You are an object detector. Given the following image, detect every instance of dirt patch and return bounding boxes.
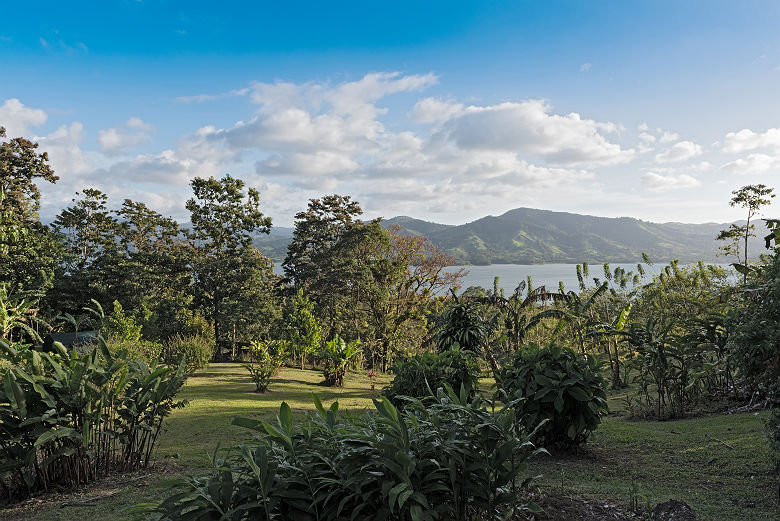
[0,461,182,520]
[514,491,643,520]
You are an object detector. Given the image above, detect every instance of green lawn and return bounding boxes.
[156,364,392,466]
[3,363,777,520]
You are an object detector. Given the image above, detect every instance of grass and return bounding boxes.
[156,364,392,466]
[531,411,776,520]
[3,363,777,520]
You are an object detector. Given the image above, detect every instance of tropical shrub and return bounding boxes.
[243,339,287,392]
[0,336,188,502]
[105,337,163,365]
[496,343,608,448]
[101,300,142,343]
[319,334,360,386]
[137,387,547,521]
[384,345,481,405]
[143,302,214,344]
[435,293,489,353]
[626,262,734,418]
[727,252,780,478]
[282,288,322,369]
[161,333,212,373]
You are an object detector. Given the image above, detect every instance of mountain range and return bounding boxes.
[253,207,767,265]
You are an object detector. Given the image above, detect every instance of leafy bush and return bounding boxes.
[727,252,780,479]
[137,387,547,521]
[319,334,360,386]
[282,288,322,369]
[243,339,287,392]
[143,302,214,343]
[496,344,608,448]
[161,333,212,373]
[435,293,488,353]
[105,338,163,365]
[0,337,188,502]
[384,345,481,405]
[101,300,142,343]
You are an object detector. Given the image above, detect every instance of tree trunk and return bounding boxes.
[213,299,220,361]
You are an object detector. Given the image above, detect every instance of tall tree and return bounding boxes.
[186,174,273,352]
[717,184,775,281]
[54,188,119,269]
[49,189,120,313]
[110,199,191,326]
[0,127,61,292]
[282,194,363,292]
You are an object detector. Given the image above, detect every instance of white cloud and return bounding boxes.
[658,130,679,143]
[25,71,752,226]
[0,98,48,137]
[37,122,90,175]
[722,127,780,153]
[174,88,249,103]
[638,132,656,143]
[98,118,154,155]
[654,140,703,163]
[439,100,635,166]
[641,172,700,191]
[580,63,592,72]
[721,153,779,173]
[127,117,153,131]
[409,97,464,123]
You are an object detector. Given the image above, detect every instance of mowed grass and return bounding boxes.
[156,364,392,466]
[4,363,778,521]
[530,411,777,520]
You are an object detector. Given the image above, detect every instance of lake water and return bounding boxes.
[273,262,733,294]
[446,263,657,294]
[447,262,733,294]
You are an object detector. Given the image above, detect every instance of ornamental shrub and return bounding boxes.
[319,335,360,387]
[243,339,287,392]
[384,345,481,405]
[161,333,212,373]
[0,337,188,503]
[496,343,608,448]
[106,337,163,365]
[137,388,547,521]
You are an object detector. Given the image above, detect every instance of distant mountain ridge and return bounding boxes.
[253,207,765,265]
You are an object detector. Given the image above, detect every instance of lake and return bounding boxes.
[274,262,733,294]
[446,262,734,294]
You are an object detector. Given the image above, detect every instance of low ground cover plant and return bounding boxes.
[497,343,608,448]
[138,386,547,521]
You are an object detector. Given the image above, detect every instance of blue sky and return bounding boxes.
[1,1,779,226]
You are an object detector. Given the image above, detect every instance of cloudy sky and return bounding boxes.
[1,1,779,227]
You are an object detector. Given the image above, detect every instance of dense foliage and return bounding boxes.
[496,344,608,448]
[383,346,481,406]
[727,249,780,476]
[161,333,213,374]
[138,389,546,521]
[0,337,188,502]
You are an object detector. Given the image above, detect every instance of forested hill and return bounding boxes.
[254,207,766,265]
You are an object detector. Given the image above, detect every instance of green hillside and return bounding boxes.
[254,208,765,265]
